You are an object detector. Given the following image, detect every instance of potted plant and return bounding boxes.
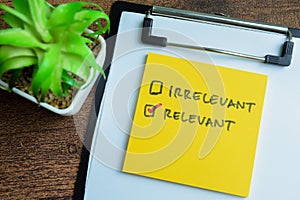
[0,0,110,115]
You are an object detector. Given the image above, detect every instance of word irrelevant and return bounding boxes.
[169,85,256,113]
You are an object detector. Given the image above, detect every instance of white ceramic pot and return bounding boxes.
[0,35,106,116]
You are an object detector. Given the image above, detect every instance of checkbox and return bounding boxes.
[144,104,155,117]
[149,80,163,95]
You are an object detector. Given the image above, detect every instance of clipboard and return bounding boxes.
[74,1,300,199]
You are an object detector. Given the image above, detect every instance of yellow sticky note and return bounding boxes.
[123,53,268,197]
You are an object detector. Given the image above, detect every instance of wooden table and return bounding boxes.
[0,0,299,199]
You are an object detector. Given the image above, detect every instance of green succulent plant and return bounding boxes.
[0,0,110,101]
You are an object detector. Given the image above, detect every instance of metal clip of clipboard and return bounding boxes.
[141,6,294,66]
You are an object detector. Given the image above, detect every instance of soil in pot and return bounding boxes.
[1,67,76,109]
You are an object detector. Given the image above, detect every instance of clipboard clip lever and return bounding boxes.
[142,8,294,66]
[265,41,293,66]
[142,14,168,47]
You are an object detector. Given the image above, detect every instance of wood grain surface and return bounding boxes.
[0,0,299,199]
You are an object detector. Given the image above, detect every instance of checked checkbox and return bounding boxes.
[144,104,155,117]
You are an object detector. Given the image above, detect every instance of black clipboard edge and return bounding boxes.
[73,2,151,200]
[73,1,300,199]
[290,28,300,38]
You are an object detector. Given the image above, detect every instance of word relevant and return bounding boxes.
[169,85,256,113]
[164,108,236,131]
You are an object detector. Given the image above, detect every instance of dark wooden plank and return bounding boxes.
[0,127,82,199]
[0,0,299,199]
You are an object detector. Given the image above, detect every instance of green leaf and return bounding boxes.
[45,3,52,18]
[48,1,110,36]
[8,68,23,89]
[47,2,85,29]
[86,54,105,78]
[12,0,31,18]
[72,10,110,35]
[62,70,84,88]
[61,82,70,96]
[0,46,35,64]
[49,62,63,98]
[39,76,51,101]
[82,2,105,13]
[62,71,76,87]
[32,44,63,99]
[28,0,52,42]
[0,3,32,25]
[0,28,48,49]
[0,56,36,77]
[3,12,23,28]
[62,33,94,60]
[32,47,45,67]
[62,33,105,78]
[62,53,90,81]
